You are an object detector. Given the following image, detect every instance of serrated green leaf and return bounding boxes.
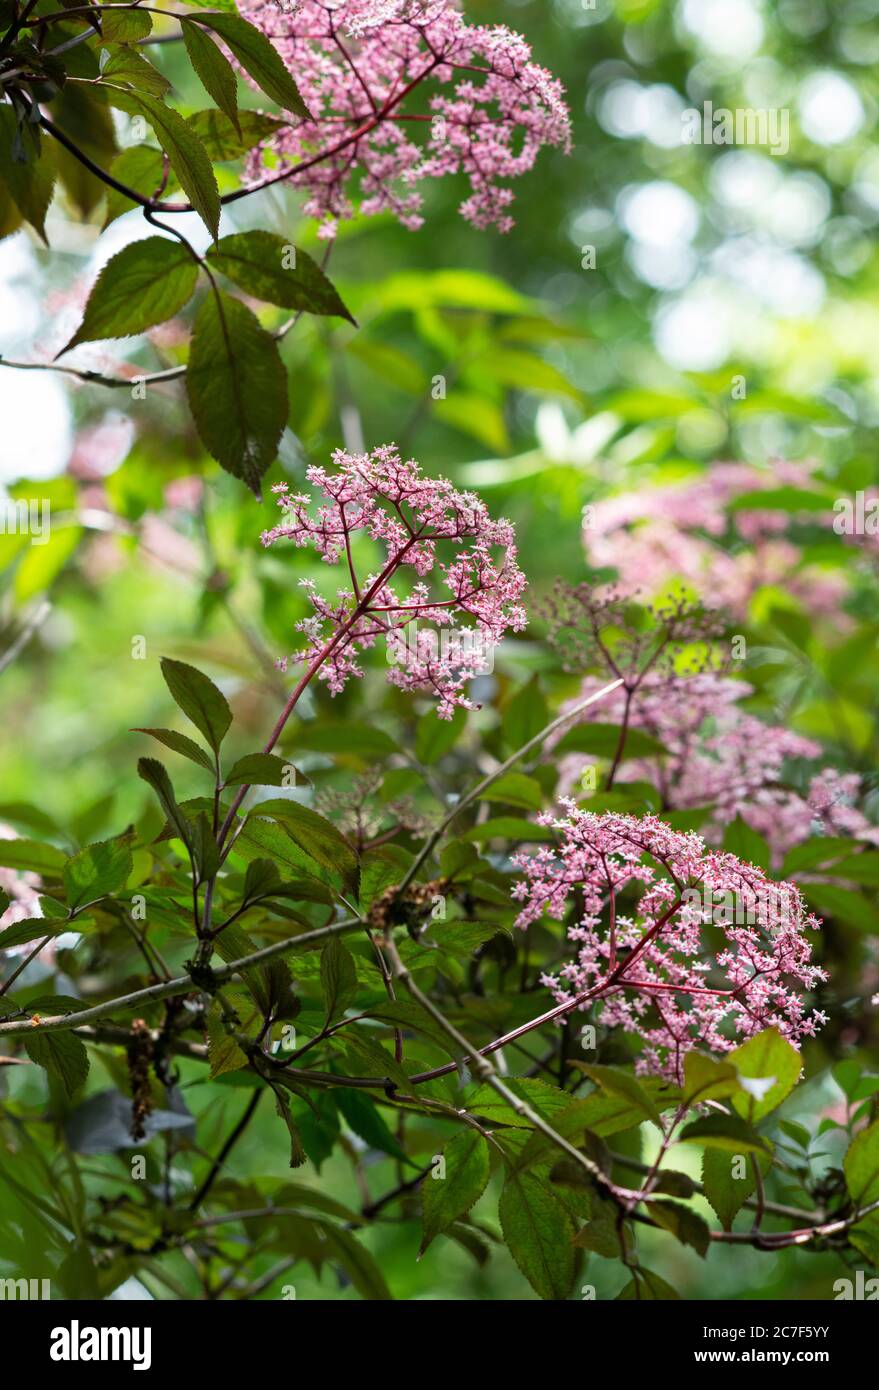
[223,752,298,788]
[320,935,358,1024]
[186,108,286,161]
[729,1028,802,1124]
[421,1130,490,1254]
[192,13,310,117]
[160,657,231,755]
[126,93,220,239]
[0,839,66,876]
[845,1120,879,1207]
[181,20,239,132]
[25,1031,89,1098]
[498,1169,575,1301]
[206,232,355,321]
[186,290,288,494]
[103,145,169,227]
[59,237,198,354]
[701,1147,773,1231]
[0,107,55,241]
[132,727,215,772]
[63,838,132,911]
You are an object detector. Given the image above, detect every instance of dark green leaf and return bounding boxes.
[160,657,231,755]
[181,20,239,131]
[702,1147,772,1231]
[421,1130,490,1253]
[186,290,288,494]
[186,108,287,161]
[193,13,310,117]
[678,1113,771,1154]
[25,1031,89,1097]
[0,107,55,241]
[320,935,358,1024]
[223,752,300,788]
[127,93,220,239]
[646,1199,710,1257]
[498,1169,575,1301]
[206,232,355,322]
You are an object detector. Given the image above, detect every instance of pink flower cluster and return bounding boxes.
[584,460,849,620]
[238,0,571,235]
[555,672,879,862]
[511,806,828,1080]
[261,444,526,716]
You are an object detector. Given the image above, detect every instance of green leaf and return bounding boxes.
[420,1130,490,1254]
[573,1195,627,1257]
[137,757,196,862]
[0,839,65,875]
[577,1064,663,1126]
[415,706,466,765]
[271,1087,306,1168]
[59,237,198,354]
[468,1078,575,1128]
[646,1199,710,1257]
[132,727,215,772]
[181,20,239,132]
[320,936,358,1024]
[206,1004,249,1077]
[160,657,231,755]
[702,1147,773,1231]
[206,231,355,322]
[334,1088,407,1163]
[187,108,287,161]
[253,800,358,895]
[101,8,153,41]
[127,93,220,239]
[729,1028,802,1123]
[826,852,879,886]
[845,1120,879,1208]
[803,882,877,932]
[553,723,667,760]
[617,1267,680,1300]
[477,772,543,813]
[502,675,548,752]
[103,146,169,228]
[223,752,299,788]
[25,1031,89,1098]
[102,48,171,99]
[498,1169,575,1301]
[678,1113,771,1155]
[682,1052,742,1107]
[63,838,132,912]
[0,107,55,241]
[0,919,62,951]
[192,13,310,117]
[318,1223,391,1301]
[462,817,556,844]
[722,816,771,872]
[186,290,288,494]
